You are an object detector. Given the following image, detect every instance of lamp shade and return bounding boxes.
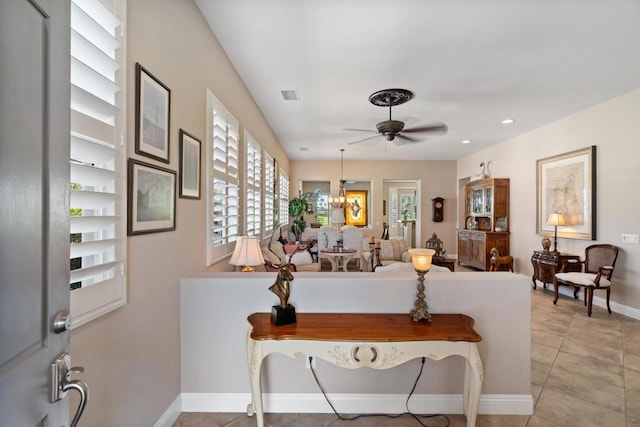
[229,236,264,268]
[409,248,435,272]
[331,209,346,225]
[546,212,567,227]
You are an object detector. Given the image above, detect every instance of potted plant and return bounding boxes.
[288,196,308,242]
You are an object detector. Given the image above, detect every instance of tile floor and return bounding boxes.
[173,285,640,427]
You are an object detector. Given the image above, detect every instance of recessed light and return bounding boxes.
[461,139,471,144]
[501,118,515,124]
[299,147,309,152]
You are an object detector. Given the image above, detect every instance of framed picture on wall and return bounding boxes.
[536,146,596,240]
[346,190,368,226]
[127,159,176,235]
[179,129,201,199]
[135,63,171,163]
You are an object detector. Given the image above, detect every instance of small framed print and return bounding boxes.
[128,159,176,235]
[179,129,201,199]
[135,63,171,163]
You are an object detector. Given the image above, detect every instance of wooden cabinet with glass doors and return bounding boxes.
[458,178,510,270]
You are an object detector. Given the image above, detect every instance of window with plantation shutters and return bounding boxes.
[263,152,276,237]
[278,169,290,226]
[69,0,126,327]
[245,132,262,237]
[206,91,239,264]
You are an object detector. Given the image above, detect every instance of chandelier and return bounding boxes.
[329,149,347,209]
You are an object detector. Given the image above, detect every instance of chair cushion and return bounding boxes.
[555,272,611,287]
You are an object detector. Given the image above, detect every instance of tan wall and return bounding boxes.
[70,0,288,425]
[457,90,640,314]
[290,160,458,253]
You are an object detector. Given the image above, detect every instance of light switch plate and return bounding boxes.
[622,234,639,244]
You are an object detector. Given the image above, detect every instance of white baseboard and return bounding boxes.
[153,395,182,427]
[154,392,533,425]
[552,286,640,320]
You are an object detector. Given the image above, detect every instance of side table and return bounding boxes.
[432,256,456,272]
[246,313,483,427]
[320,249,357,272]
[531,251,581,290]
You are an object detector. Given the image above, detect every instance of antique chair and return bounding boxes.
[342,227,363,270]
[553,244,619,317]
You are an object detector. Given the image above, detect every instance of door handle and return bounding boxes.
[51,353,89,427]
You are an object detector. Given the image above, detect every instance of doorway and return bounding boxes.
[383,180,420,248]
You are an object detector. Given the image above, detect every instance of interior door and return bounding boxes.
[0,1,72,425]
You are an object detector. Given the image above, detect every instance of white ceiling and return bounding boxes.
[195,0,640,161]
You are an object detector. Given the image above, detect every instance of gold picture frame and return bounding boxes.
[345,190,367,226]
[536,146,596,240]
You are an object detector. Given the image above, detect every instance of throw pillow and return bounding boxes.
[289,251,313,266]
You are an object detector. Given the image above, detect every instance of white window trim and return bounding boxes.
[69,0,127,328]
[263,152,276,239]
[206,90,240,265]
[245,131,262,238]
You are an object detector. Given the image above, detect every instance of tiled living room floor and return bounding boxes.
[173,282,640,427]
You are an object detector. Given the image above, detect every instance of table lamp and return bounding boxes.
[229,236,264,272]
[408,248,435,322]
[546,212,566,253]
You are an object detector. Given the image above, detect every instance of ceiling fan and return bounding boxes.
[345,89,448,145]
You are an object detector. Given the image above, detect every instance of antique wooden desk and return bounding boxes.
[531,251,581,289]
[246,313,483,427]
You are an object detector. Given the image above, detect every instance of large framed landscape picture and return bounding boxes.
[128,159,176,235]
[135,63,171,163]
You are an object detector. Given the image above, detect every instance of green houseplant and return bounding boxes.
[288,196,308,242]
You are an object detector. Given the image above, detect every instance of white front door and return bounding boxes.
[1,1,78,425]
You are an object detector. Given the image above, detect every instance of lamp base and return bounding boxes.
[410,270,432,322]
[271,304,296,326]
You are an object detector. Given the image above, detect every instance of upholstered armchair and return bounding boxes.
[360,237,412,272]
[553,244,619,317]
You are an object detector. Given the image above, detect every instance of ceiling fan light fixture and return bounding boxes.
[329,149,347,209]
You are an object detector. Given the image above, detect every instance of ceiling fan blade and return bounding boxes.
[343,128,376,133]
[395,133,421,144]
[347,134,381,145]
[403,122,448,134]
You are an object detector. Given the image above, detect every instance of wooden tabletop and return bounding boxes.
[248,313,482,343]
[320,249,357,254]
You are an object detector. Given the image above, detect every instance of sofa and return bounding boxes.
[360,237,412,272]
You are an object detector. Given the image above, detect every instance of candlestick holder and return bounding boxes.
[373,246,382,271]
[368,242,375,271]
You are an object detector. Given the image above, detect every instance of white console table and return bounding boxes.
[246,312,484,426]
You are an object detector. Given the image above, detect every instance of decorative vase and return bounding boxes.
[541,236,552,253]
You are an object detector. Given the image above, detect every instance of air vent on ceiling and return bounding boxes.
[281,90,299,101]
